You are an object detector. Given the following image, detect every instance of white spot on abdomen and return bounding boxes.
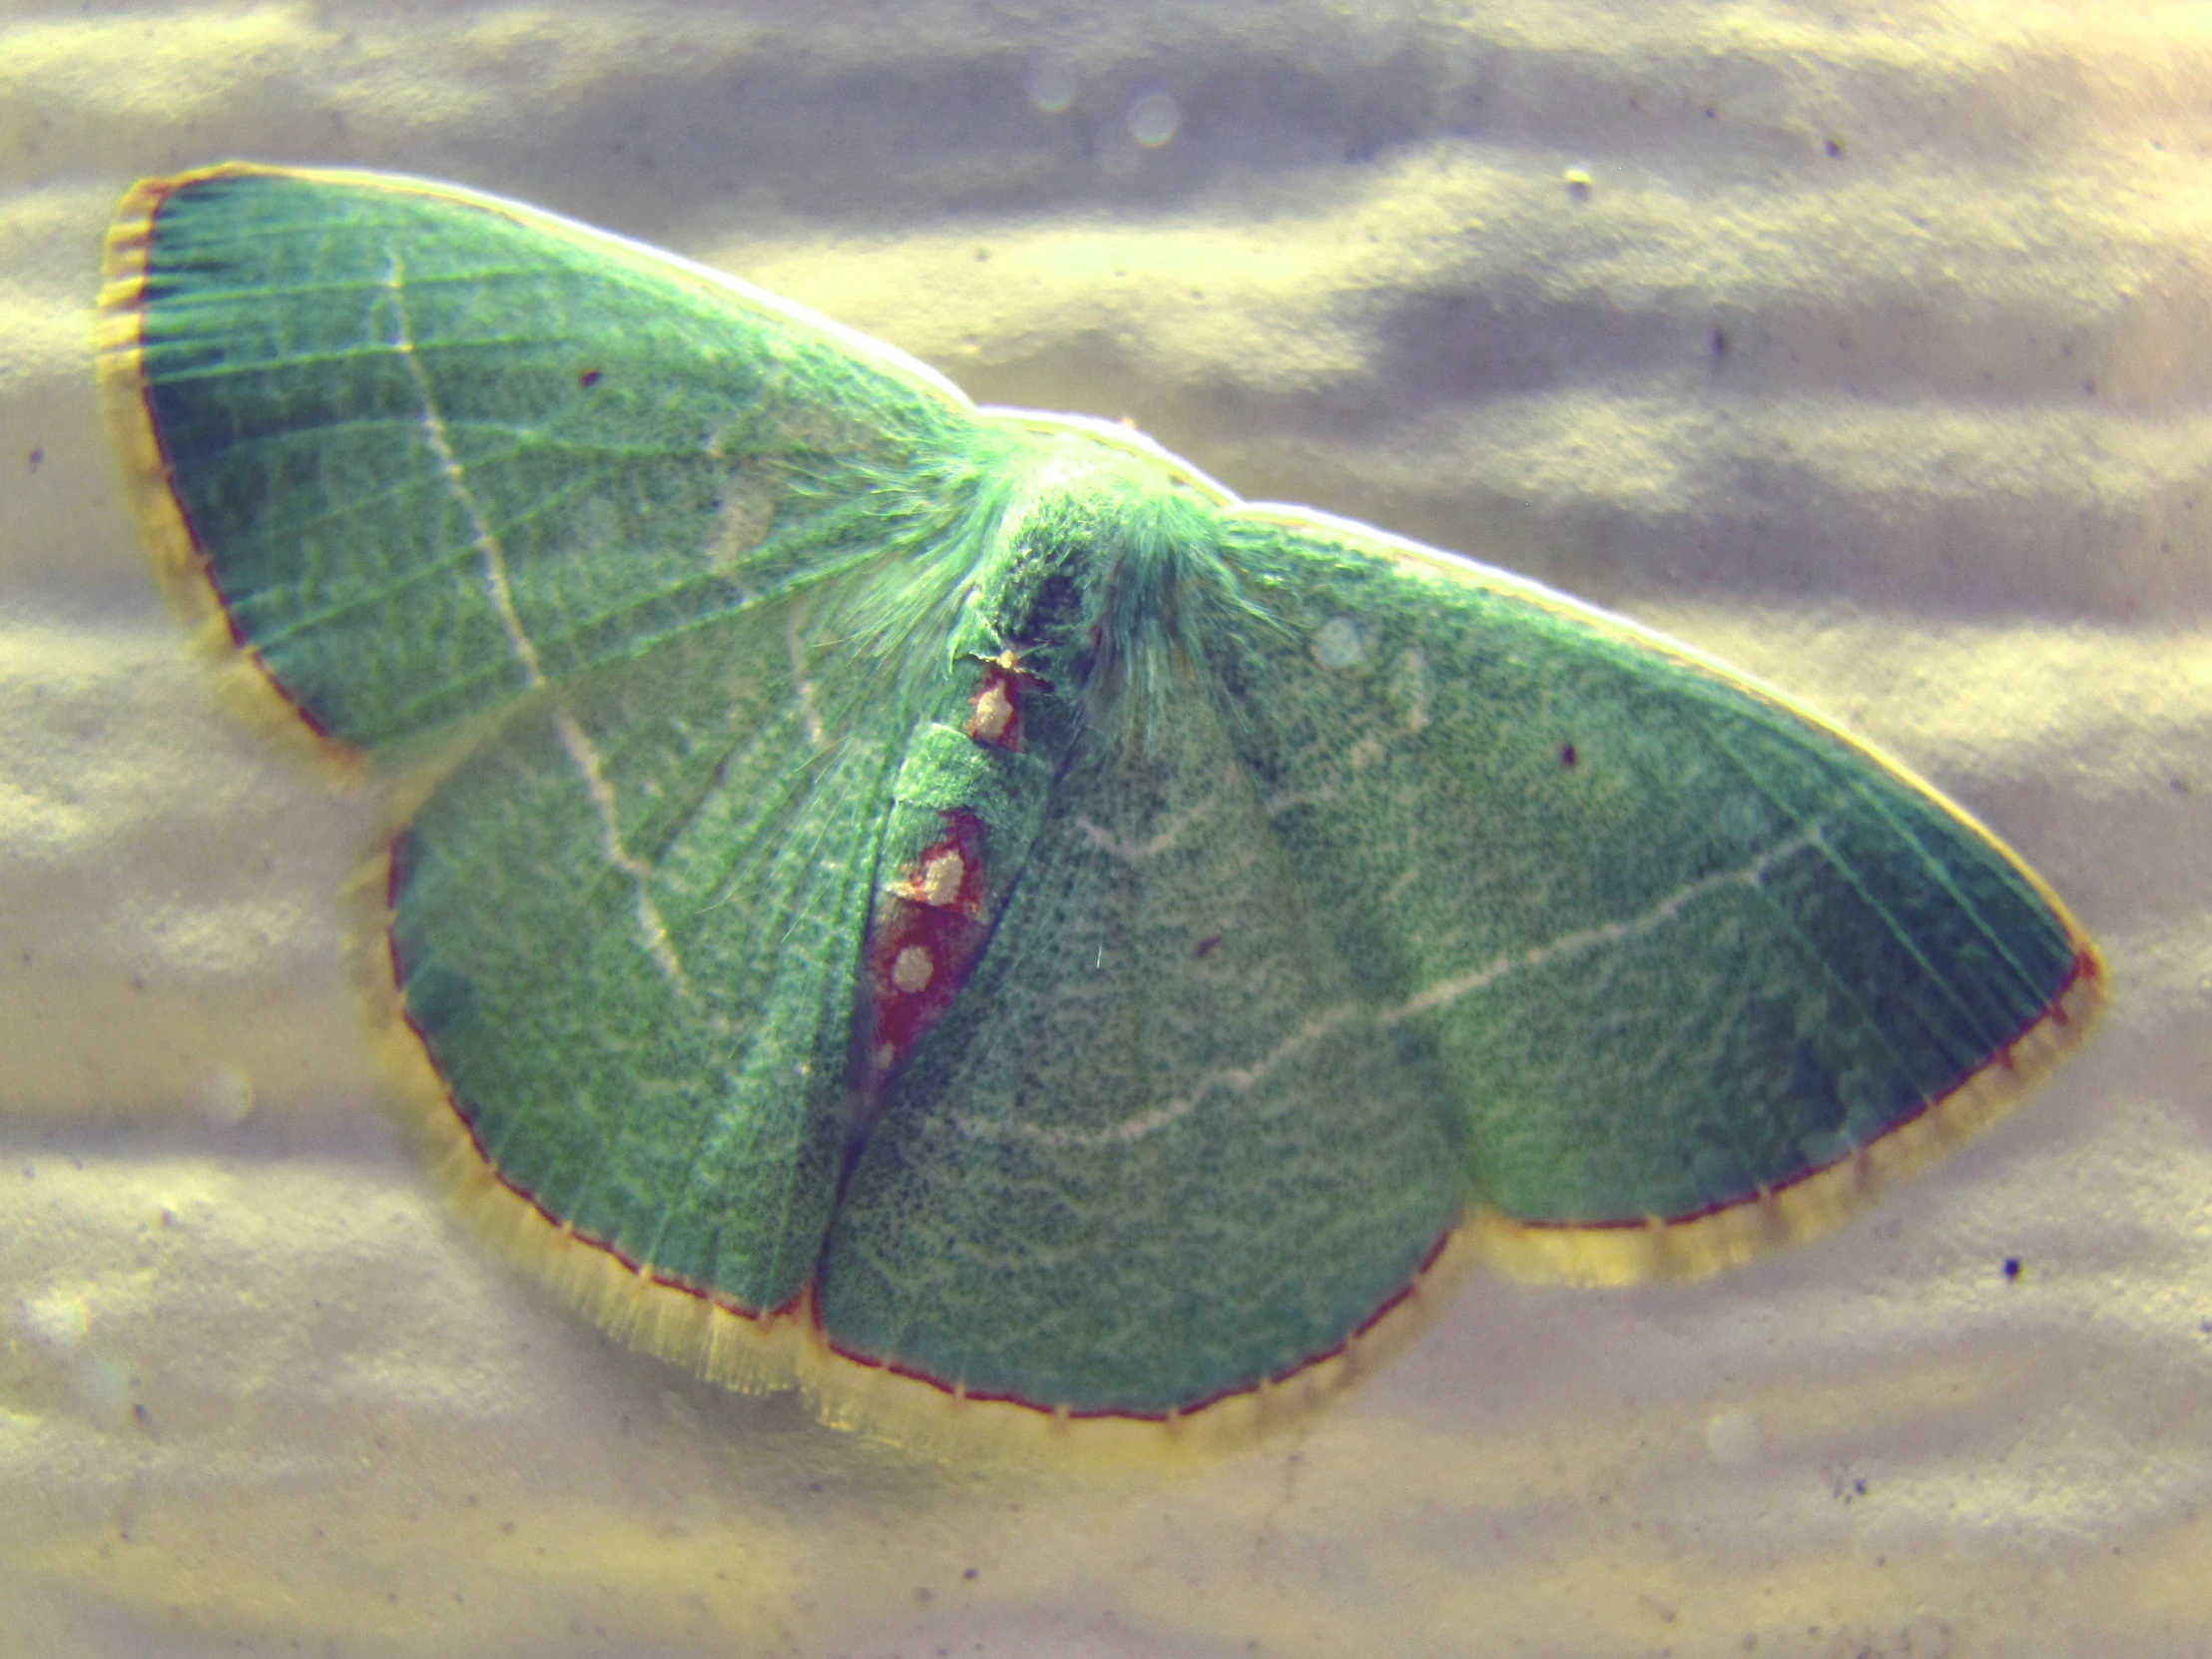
[972,683,1013,742]
[891,945,935,993]
[919,848,965,907]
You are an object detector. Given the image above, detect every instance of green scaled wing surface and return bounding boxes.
[103,165,2102,1440]
[813,480,2099,1415]
[821,603,1468,1414]
[1199,510,2096,1238]
[103,164,998,1320]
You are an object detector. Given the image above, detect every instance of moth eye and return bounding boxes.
[1029,571,1081,633]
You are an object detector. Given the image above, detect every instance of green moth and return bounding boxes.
[98,164,2103,1452]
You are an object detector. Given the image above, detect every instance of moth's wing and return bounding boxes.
[98,163,980,762]
[382,584,912,1329]
[815,500,2101,1426]
[98,166,990,1358]
[1198,506,2102,1285]
[818,644,1469,1421]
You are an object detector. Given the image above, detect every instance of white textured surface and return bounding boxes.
[3,4,2209,1655]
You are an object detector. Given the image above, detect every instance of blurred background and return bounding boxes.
[1,2,2207,1654]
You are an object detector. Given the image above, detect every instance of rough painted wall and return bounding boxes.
[2,4,2206,1654]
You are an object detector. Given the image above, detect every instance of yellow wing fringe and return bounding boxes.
[342,834,1473,1466]
[96,167,369,783]
[111,164,2108,1461]
[1468,943,2106,1286]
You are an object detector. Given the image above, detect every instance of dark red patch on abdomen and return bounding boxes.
[966,657,1034,751]
[856,810,994,1109]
